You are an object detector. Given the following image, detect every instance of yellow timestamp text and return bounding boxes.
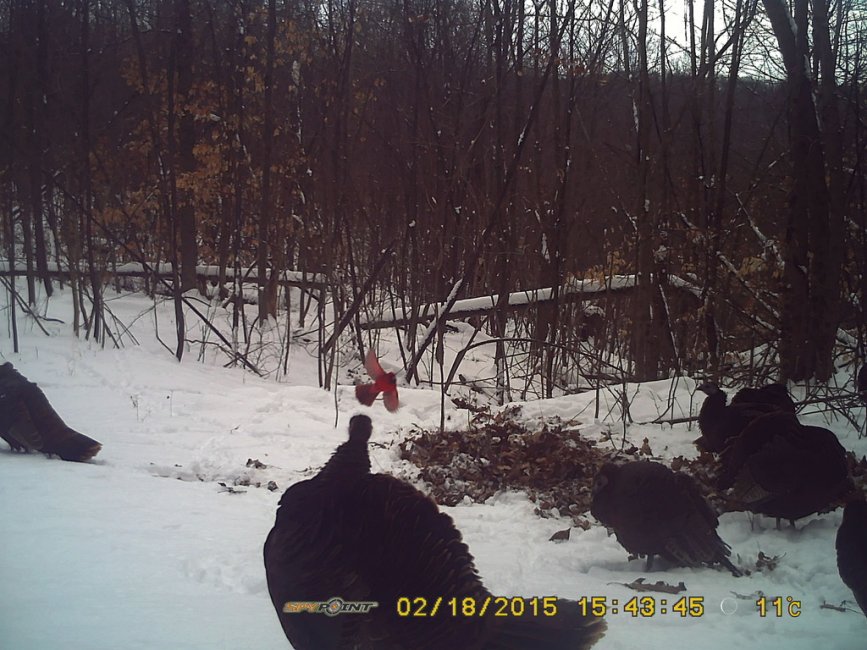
[756,596,801,617]
[396,596,559,618]
[578,596,705,618]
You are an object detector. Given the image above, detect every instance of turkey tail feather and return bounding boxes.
[51,428,103,462]
[489,600,607,650]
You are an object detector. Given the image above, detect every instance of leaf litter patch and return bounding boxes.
[398,405,647,526]
[398,405,867,530]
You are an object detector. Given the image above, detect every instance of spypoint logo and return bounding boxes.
[283,597,379,617]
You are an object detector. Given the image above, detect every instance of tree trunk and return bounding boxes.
[81,0,103,343]
[175,0,198,293]
[257,0,278,323]
[4,4,19,350]
[31,0,52,298]
[762,0,839,381]
[810,0,845,380]
[631,0,659,381]
[167,9,186,360]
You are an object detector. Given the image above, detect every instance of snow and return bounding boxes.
[1,289,866,649]
[359,275,638,327]
[0,262,327,287]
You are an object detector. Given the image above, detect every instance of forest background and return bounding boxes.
[1,0,865,400]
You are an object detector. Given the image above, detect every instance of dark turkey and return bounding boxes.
[263,415,606,650]
[695,382,782,453]
[837,499,867,617]
[0,362,101,462]
[590,461,740,576]
[719,412,851,525]
[729,383,796,413]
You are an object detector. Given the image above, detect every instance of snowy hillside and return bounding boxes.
[1,289,865,649]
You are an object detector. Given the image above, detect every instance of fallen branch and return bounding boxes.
[608,578,687,594]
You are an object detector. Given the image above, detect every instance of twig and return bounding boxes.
[321,240,397,356]
[0,276,54,336]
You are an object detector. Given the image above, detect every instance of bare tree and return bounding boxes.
[257,0,278,323]
[761,0,844,381]
[176,0,199,293]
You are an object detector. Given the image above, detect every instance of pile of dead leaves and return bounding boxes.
[398,405,643,526]
[399,405,867,527]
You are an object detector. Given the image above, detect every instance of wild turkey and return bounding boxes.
[694,382,783,453]
[0,362,101,462]
[263,415,606,650]
[729,383,796,413]
[837,498,867,617]
[590,461,740,576]
[719,412,851,526]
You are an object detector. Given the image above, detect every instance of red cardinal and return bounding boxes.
[355,349,400,412]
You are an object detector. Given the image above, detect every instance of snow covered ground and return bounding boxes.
[1,289,865,649]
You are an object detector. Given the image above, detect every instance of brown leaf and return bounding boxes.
[549,528,571,542]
